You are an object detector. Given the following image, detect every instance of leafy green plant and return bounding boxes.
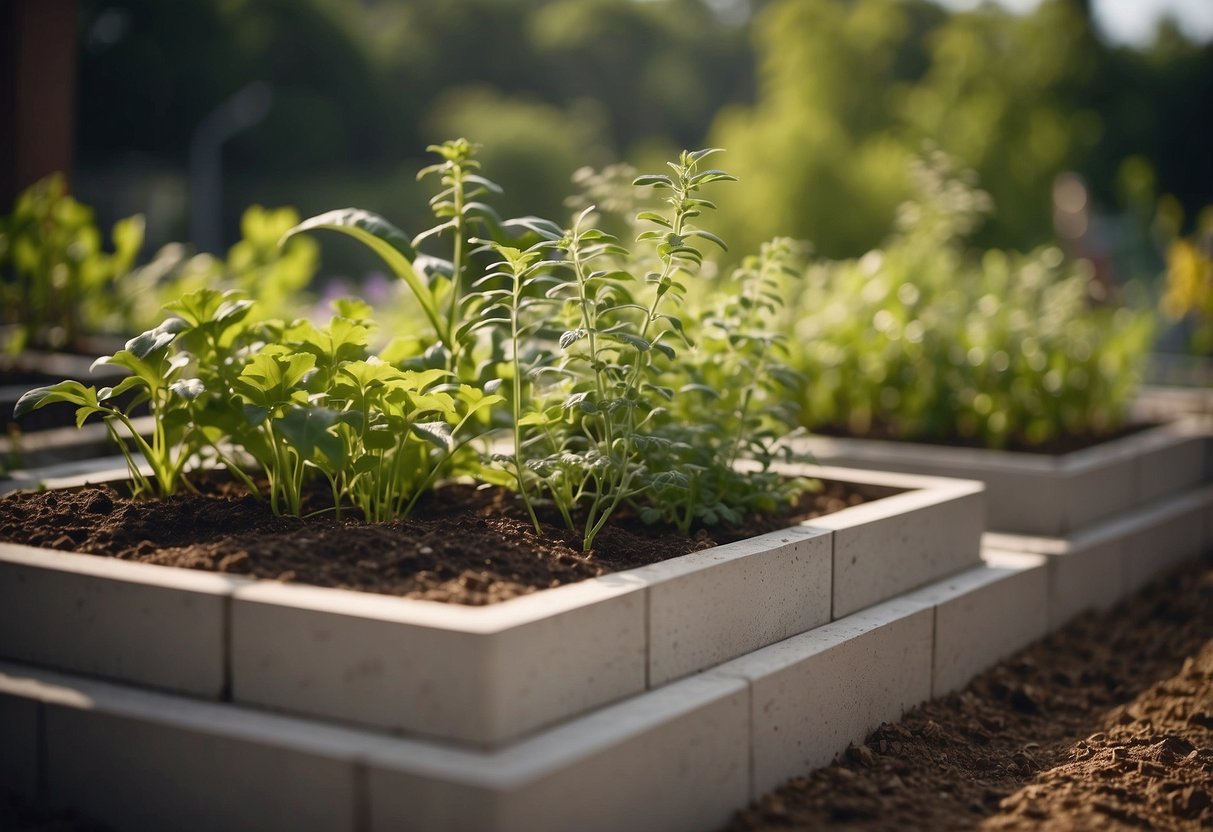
[284,139,504,374]
[14,318,203,497]
[18,142,812,555]
[120,205,318,333]
[506,149,738,548]
[0,174,144,353]
[784,152,1154,449]
[649,237,809,532]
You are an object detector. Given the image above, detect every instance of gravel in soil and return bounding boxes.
[725,556,1213,832]
[0,477,872,605]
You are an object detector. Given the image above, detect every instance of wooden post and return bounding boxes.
[1,0,78,205]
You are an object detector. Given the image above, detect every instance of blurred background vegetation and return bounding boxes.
[70,0,1210,265]
[0,0,1198,369]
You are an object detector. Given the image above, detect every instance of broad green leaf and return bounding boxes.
[605,332,650,352]
[124,320,184,359]
[411,420,454,451]
[283,209,442,338]
[635,211,672,228]
[559,329,587,350]
[684,229,728,251]
[14,381,100,419]
[169,378,205,400]
[276,406,345,469]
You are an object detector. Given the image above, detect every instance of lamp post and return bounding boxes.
[188,81,272,253]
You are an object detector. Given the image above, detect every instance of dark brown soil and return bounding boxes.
[811,422,1154,455]
[725,557,1213,831]
[0,477,872,605]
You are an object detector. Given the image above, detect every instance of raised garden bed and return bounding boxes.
[798,419,1211,536]
[0,548,1049,832]
[0,462,983,747]
[2,478,1207,830]
[725,556,1213,831]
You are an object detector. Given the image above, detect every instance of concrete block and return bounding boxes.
[367,675,751,832]
[640,526,831,687]
[0,543,234,698]
[800,423,1204,536]
[986,528,1126,630]
[803,467,984,618]
[710,598,933,798]
[906,553,1048,697]
[1120,485,1213,594]
[985,483,1213,629]
[231,576,648,747]
[0,692,39,802]
[1,659,748,832]
[2,662,359,832]
[1133,426,1207,506]
[1063,452,1137,535]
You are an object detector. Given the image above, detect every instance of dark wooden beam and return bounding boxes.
[1,0,78,205]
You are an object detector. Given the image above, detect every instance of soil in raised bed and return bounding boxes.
[0,476,879,605]
[810,421,1154,455]
[724,556,1213,831]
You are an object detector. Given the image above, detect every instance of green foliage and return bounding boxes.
[648,237,809,531]
[784,154,1155,449]
[121,205,319,332]
[15,316,199,498]
[709,0,1213,261]
[0,175,144,352]
[286,143,808,548]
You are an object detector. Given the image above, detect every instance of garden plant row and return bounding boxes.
[2,474,1210,831]
[2,143,1212,830]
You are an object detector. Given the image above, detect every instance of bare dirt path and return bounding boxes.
[725,555,1213,831]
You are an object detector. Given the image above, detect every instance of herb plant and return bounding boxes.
[783,152,1154,449]
[120,205,319,333]
[18,141,810,555]
[0,174,144,353]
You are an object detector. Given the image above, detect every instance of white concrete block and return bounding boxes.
[1063,453,1137,535]
[1120,485,1213,594]
[1133,427,1207,506]
[1,663,360,832]
[0,543,234,698]
[231,576,648,747]
[1049,537,1125,629]
[986,528,1126,630]
[0,692,39,801]
[985,483,1213,629]
[800,424,1203,536]
[710,598,933,798]
[0,460,141,496]
[802,468,984,618]
[905,553,1048,696]
[0,660,748,832]
[367,675,751,832]
[641,526,831,687]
